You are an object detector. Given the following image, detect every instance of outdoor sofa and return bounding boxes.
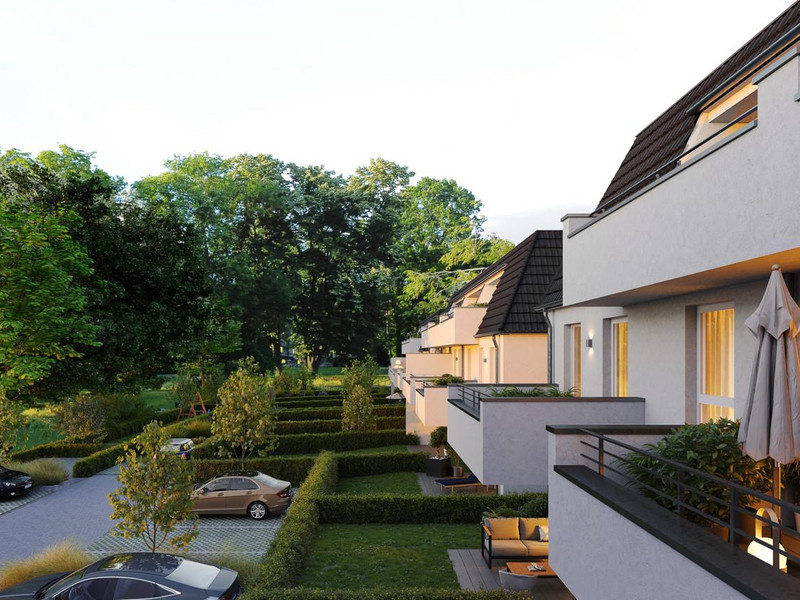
[481,516,549,567]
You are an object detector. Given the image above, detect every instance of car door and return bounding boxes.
[225,477,260,513]
[53,578,117,600]
[113,578,177,600]
[194,477,233,514]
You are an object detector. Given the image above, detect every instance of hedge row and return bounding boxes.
[315,492,548,524]
[251,452,338,590]
[245,590,521,600]
[106,408,181,440]
[10,441,104,461]
[192,429,419,459]
[73,415,209,477]
[337,451,427,478]
[276,404,404,421]
[277,397,398,409]
[275,416,405,435]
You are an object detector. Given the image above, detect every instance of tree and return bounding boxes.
[341,357,378,431]
[212,357,277,468]
[0,201,98,391]
[0,388,24,461]
[108,421,198,552]
[54,392,107,442]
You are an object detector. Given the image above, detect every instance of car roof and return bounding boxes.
[214,470,261,478]
[168,438,193,444]
[89,554,222,591]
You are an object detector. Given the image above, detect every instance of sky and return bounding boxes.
[0,0,794,243]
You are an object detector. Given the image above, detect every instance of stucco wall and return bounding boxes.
[404,353,454,378]
[497,334,548,383]
[447,402,483,480]
[418,386,448,428]
[563,54,800,306]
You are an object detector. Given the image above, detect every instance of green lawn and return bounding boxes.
[16,406,62,450]
[137,389,174,411]
[336,471,421,495]
[299,523,477,589]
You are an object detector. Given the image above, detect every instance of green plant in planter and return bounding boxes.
[621,419,772,524]
[432,374,464,386]
[430,426,448,456]
[489,385,576,398]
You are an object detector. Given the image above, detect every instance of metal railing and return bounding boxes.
[452,383,556,418]
[578,429,799,571]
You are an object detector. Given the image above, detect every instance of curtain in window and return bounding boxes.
[701,308,734,397]
[614,322,628,396]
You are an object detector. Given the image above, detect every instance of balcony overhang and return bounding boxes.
[565,247,800,308]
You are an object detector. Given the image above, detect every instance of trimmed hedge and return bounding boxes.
[277,397,399,410]
[337,451,427,477]
[192,456,316,486]
[252,452,338,590]
[193,430,419,459]
[275,416,405,435]
[105,408,181,440]
[10,441,104,461]
[315,492,548,524]
[276,404,404,422]
[246,591,521,600]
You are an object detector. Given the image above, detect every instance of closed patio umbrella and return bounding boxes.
[738,265,800,465]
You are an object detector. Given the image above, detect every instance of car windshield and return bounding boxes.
[35,566,89,598]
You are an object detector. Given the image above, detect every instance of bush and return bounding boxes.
[192,457,316,486]
[10,440,103,461]
[489,385,574,398]
[341,385,377,432]
[54,392,107,442]
[622,418,771,524]
[193,430,419,459]
[337,451,427,478]
[252,452,338,590]
[73,444,126,478]
[277,397,395,410]
[5,458,69,485]
[431,374,464,386]
[0,540,91,590]
[106,408,180,441]
[245,591,520,600]
[276,417,404,435]
[315,492,547,524]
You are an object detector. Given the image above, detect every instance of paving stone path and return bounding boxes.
[0,487,55,516]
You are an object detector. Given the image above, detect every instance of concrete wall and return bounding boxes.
[425,307,487,348]
[417,385,448,429]
[405,353,454,378]
[449,398,645,491]
[563,54,800,307]
[548,429,749,600]
[498,334,548,383]
[401,338,422,354]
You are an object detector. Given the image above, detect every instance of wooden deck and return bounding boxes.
[417,472,445,496]
[448,550,575,599]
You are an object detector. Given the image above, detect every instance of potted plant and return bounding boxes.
[426,426,451,477]
[622,419,771,541]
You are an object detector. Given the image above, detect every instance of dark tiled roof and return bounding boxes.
[596,3,800,212]
[535,274,563,311]
[453,230,563,337]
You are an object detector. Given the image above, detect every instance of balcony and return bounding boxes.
[422,306,487,349]
[563,52,800,307]
[446,384,645,491]
[548,426,800,600]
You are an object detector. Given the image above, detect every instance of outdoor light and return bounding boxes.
[746,507,788,572]
[586,338,593,348]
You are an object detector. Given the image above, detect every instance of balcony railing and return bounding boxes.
[452,383,554,419]
[578,429,799,572]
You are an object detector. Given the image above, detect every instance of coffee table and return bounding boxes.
[506,560,557,578]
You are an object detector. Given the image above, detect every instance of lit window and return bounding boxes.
[568,324,581,396]
[612,319,628,396]
[698,306,734,422]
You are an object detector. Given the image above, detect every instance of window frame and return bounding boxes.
[697,302,735,422]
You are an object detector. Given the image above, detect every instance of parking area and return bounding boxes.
[0,487,55,516]
[87,513,287,559]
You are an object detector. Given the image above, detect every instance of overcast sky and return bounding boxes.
[0,0,794,242]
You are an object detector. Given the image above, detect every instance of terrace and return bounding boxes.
[548,425,800,600]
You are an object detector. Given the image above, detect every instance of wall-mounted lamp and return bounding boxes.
[586,338,593,348]
[455,356,458,361]
[483,358,488,363]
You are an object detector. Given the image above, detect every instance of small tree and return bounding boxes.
[342,385,377,431]
[108,421,198,552]
[213,357,277,468]
[0,387,24,461]
[341,356,379,396]
[54,391,107,442]
[296,364,315,391]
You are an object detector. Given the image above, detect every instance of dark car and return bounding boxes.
[0,465,33,499]
[0,553,240,600]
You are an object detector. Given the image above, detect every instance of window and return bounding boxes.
[57,579,117,600]
[204,479,231,493]
[114,579,176,600]
[230,477,259,491]
[698,305,734,422]
[568,324,581,396]
[612,319,628,396]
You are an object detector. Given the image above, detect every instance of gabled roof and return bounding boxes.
[596,3,800,213]
[535,273,563,311]
[446,230,562,337]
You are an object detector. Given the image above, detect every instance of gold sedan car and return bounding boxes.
[191,471,292,520]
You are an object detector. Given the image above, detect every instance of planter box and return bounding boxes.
[426,456,451,477]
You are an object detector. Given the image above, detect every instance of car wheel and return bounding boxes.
[248,501,268,520]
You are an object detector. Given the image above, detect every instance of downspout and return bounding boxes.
[544,311,553,384]
[492,334,499,383]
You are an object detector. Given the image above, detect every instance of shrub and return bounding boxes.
[432,374,464,386]
[106,408,180,441]
[273,369,300,397]
[341,385,376,432]
[276,417,404,435]
[0,539,91,590]
[483,495,549,518]
[621,419,771,523]
[73,444,126,477]
[192,457,316,486]
[489,385,574,397]
[340,357,379,396]
[0,390,24,462]
[277,397,396,409]
[295,365,316,392]
[277,405,403,422]
[252,452,338,589]
[10,440,103,461]
[315,492,547,524]
[5,458,69,485]
[54,392,107,442]
[337,451,427,478]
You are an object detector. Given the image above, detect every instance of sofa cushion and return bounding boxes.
[486,518,520,540]
[521,540,548,557]
[487,540,528,557]
[519,517,548,540]
[536,525,549,542]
